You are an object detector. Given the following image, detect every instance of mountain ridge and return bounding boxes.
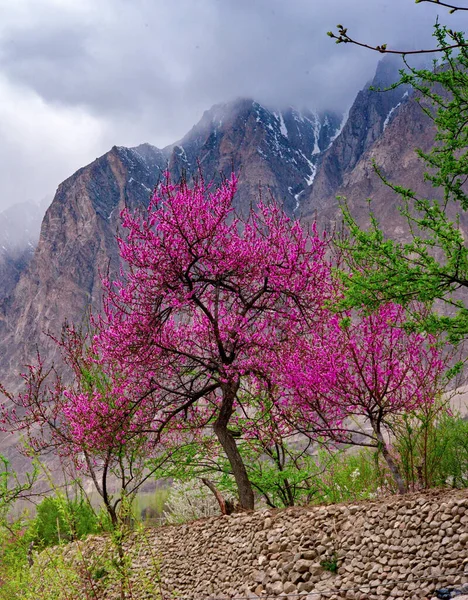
[0,58,421,407]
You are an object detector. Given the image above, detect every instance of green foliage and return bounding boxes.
[159,443,387,517]
[0,511,162,599]
[148,434,323,509]
[339,22,468,343]
[148,418,392,510]
[0,455,38,518]
[312,448,388,504]
[21,551,84,600]
[433,412,468,487]
[0,517,34,600]
[219,439,321,508]
[320,551,339,573]
[392,399,446,490]
[391,401,468,490]
[33,493,100,548]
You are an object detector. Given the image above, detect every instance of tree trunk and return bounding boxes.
[213,381,255,510]
[201,478,235,515]
[374,425,407,494]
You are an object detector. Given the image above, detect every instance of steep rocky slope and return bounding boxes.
[0,100,342,382]
[0,201,47,301]
[312,91,437,236]
[0,146,166,376]
[303,59,414,222]
[0,57,435,391]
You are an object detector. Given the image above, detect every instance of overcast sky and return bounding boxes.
[0,0,461,212]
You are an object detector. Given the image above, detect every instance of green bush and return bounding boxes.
[33,493,100,548]
[313,448,387,503]
[433,414,468,488]
[0,511,161,599]
[0,515,35,600]
[393,404,468,491]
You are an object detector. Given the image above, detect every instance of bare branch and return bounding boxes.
[327,24,468,55]
[417,0,468,13]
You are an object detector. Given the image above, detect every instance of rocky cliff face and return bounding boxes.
[0,201,46,301]
[303,59,414,220]
[313,90,437,237]
[0,248,33,304]
[0,146,168,377]
[0,58,438,388]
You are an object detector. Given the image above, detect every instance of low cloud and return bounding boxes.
[0,0,463,211]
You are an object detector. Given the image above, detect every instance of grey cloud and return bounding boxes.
[0,0,466,212]
[0,0,447,116]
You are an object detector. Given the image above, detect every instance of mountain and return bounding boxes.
[302,59,413,221]
[0,200,48,301]
[166,99,343,214]
[307,86,437,237]
[0,57,436,400]
[0,101,344,383]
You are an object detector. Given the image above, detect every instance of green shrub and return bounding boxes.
[320,551,339,573]
[433,413,468,488]
[313,448,387,503]
[0,516,35,600]
[33,493,100,548]
[393,404,468,491]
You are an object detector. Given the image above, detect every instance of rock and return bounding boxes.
[309,563,325,576]
[297,581,315,592]
[268,580,284,596]
[254,584,264,596]
[289,571,303,584]
[283,581,297,594]
[296,559,313,573]
[252,570,266,583]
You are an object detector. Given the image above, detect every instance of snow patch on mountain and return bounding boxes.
[327,108,349,148]
[294,189,305,213]
[297,150,317,186]
[275,112,288,138]
[383,91,410,131]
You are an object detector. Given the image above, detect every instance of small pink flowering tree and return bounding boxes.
[97,172,333,509]
[0,324,184,527]
[281,303,448,493]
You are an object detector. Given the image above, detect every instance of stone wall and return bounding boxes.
[138,489,468,600]
[52,489,468,600]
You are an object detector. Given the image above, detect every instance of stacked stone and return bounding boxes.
[140,490,468,600]
[38,489,468,600]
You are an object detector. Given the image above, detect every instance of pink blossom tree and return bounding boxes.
[2,174,449,507]
[97,172,334,509]
[280,303,448,493]
[0,324,188,527]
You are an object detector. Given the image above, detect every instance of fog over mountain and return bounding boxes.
[0,0,463,217]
